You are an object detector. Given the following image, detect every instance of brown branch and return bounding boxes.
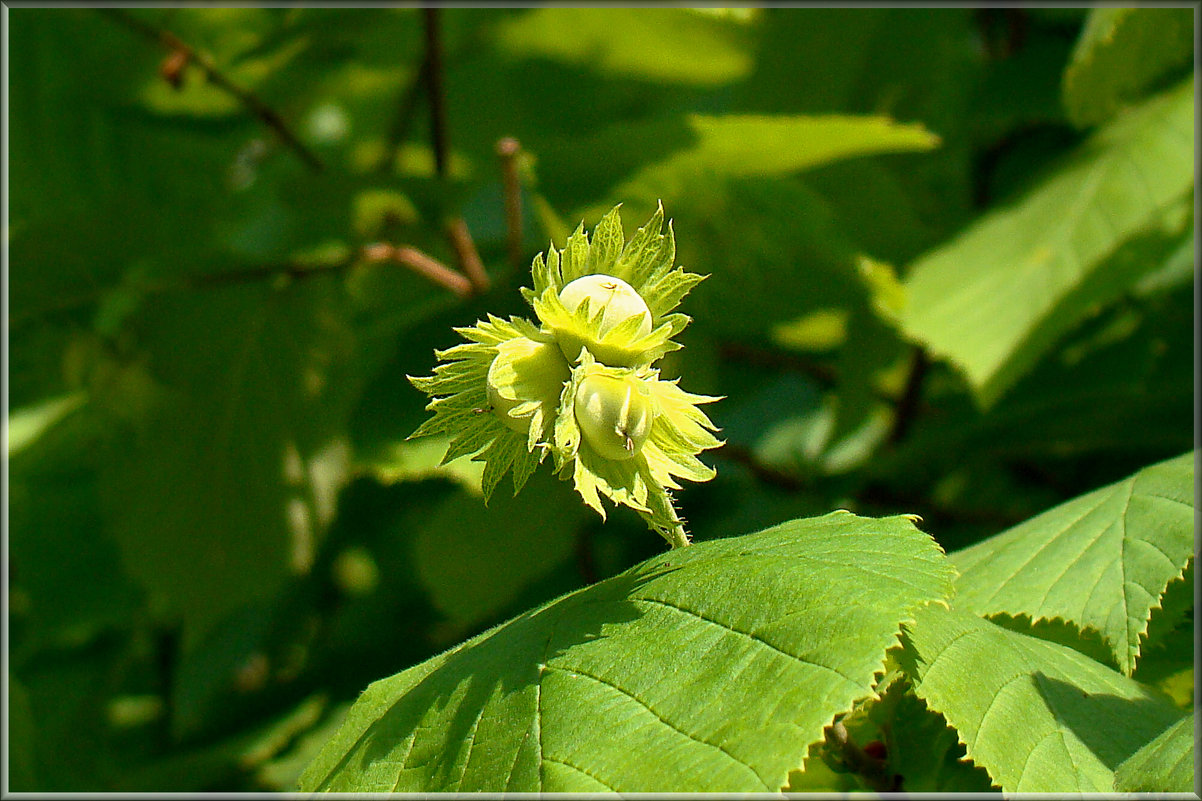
[446,218,489,293]
[413,9,488,295]
[378,54,430,175]
[716,444,808,491]
[497,137,525,271]
[99,8,324,173]
[10,244,473,330]
[422,8,449,181]
[363,243,473,298]
[717,341,839,389]
[887,345,929,445]
[201,243,475,297]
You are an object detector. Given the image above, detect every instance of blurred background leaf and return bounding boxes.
[7,6,1193,793]
[1062,7,1194,128]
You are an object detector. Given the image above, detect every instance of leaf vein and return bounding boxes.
[541,756,619,791]
[546,663,768,789]
[633,597,860,687]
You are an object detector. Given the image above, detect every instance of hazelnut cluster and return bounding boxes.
[409,203,721,548]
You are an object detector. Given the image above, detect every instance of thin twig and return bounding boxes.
[887,345,929,445]
[10,243,473,330]
[378,55,430,175]
[422,8,449,180]
[394,245,473,298]
[446,218,489,293]
[717,341,839,389]
[202,242,474,297]
[99,8,323,173]
[417,8,489,295]
[497,137,525,271]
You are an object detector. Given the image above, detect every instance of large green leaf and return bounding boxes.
[1063,8,1194,128]
[9,403,144,656]
[298,511,955,792]
[873,277,1195,495]
[877,684,998,793]
[600,114,940,215]
[950,452,1194,675]
[97,280,363,643]
[1112,711,1194,792]
[900,78,1194,407]
[901,606,1182,793]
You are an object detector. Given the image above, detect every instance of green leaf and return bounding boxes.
[10,405,143,655]
[7,393,87,458]
[950,452,1194,675]
[901,605,1182,793]
[8,675,40,791]
[1133,596,1194,710]
[665,176,869,341]
[1063,8,1194,128]
[1113,711,1194,792]
[491,8,753,87]
[413,470,585,628]
[598,114,940,215]
[97,280,361,643]
[880,685,999,793]
[868,280,1195,500]
[356,435,485,495]
[787,672,999,793]
[900,78,1194,408]
[298,511,955,792]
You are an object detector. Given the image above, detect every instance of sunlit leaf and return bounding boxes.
[1112,711,1194,792]
[1063,7,1194,128]
[900,78,1193,407]
[299,512,954,792]
[492,8,753,87]
[601,114,940,216]
[901,605,1182,793]
[950,452,1194,675]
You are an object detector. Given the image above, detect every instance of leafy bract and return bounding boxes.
[950,452,1194,675]
[551,350,722,548]
[901,606,1182,793]
[298,511,954,793]
[1112,712,1194,793]
[525,202,705,368]
[900,78,1194,407]
[407,315,551,503]
[1062,7,1194,128]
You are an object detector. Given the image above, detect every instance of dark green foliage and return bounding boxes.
[8,7,1192,792]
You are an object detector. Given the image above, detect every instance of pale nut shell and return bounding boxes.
[573,373,655,461]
